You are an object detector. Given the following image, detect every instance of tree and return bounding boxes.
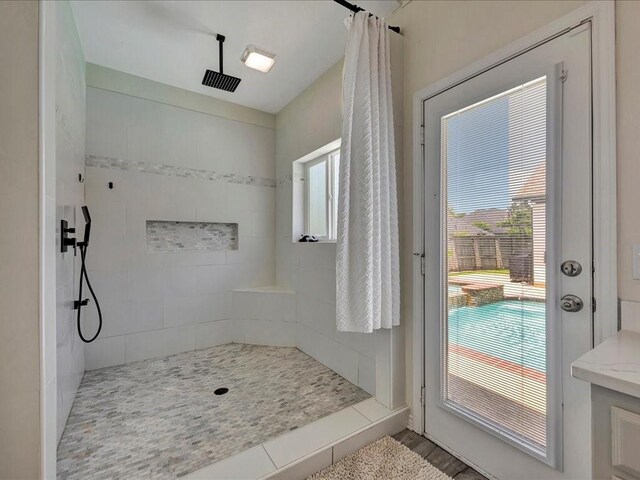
[498,201,533,236]
[447,206,465,219]
[472,220,493,233]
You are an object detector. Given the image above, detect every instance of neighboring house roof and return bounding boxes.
[513,165,546,201]
[448,208,509,236]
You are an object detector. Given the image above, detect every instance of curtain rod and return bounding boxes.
[332,0,401,34]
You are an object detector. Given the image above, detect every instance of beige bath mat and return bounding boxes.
[307,436,454,480]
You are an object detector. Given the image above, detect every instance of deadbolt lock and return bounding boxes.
[561,260,582,277]
[561,294,583,313]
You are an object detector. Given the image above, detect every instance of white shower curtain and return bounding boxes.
[336,12,400,333]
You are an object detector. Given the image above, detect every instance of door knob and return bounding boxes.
[560,294,583,312]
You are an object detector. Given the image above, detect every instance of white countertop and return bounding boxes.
[571,330,640,399]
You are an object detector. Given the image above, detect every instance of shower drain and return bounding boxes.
[214,387,229,396]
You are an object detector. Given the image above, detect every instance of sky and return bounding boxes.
[445,78,547,215]
[445,95,511,215]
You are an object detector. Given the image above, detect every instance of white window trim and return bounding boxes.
[409,0,616,441]
[291,139,341,244]
[304,155,331,241]
[299,146,340,243]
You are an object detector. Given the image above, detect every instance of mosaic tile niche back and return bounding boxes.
[146,221,239,253]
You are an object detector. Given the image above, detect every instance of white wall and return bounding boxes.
[0,1,41,476]
[84,86,276,369]
[55,0,86,443]
[231,287,296,347]
[614,0,640,302]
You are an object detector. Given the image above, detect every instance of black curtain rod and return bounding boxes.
[333,0,401,34]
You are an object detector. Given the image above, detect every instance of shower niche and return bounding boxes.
[145,220,238,253]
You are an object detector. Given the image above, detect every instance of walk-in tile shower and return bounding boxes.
[57,344,369,479]
[53,2,390,477]
[54,76,377,477]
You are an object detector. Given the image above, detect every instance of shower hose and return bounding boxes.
[76,243,102,343]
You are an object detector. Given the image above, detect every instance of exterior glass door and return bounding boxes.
[422,23,593,479]
[442,76,548,452]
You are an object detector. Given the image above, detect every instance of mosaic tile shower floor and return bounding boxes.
[57,343,371,479]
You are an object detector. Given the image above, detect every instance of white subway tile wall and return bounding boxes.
[55,2,86,442]
[273,62,377,396]
[84,87,276,368]
[276,178,376,394]
[83,83,375,397]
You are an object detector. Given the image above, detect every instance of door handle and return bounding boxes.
[560,294,583,312]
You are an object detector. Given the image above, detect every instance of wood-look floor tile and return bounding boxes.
[394,430,489,479]
[411,437,438,458]
[454,467,488,480]
[425,446,469,478]
[392,430,423,448]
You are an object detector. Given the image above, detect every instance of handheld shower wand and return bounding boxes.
[74,206,103,343]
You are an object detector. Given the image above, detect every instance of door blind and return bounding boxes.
[441,76,548,451]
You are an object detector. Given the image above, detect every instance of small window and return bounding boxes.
[304,149,340,240]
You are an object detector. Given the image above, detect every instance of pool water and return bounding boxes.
[448,285,463,295]
[448,300,546,373]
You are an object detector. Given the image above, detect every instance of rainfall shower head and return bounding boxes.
[202,34,241,92]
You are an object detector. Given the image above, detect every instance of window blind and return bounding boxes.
[442,77,548,451]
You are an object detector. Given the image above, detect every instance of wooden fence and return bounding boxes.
[449,234,532,272]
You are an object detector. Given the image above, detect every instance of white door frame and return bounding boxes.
[410,0,616,437]
[39,1,58,478]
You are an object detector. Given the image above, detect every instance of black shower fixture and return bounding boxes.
[202,34,241,92]
[75,206,103,343]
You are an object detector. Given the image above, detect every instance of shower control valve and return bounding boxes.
[61,219,77,254]
[74,298,90,310]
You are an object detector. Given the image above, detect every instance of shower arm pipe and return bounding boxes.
[217,34,225,74]
[332,0,401,34]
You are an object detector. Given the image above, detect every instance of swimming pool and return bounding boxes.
[448,300,546,373]
[448,285,463,295]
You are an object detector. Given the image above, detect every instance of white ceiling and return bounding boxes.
[70,0,400,114]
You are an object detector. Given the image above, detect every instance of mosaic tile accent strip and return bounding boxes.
[276,173,294,186]
[57,344,371,480]
[86,155,276,188]
[146,220,238,252]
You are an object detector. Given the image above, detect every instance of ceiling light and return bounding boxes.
[240,45,276,73]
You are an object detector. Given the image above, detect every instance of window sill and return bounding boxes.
[292,239,337,245]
